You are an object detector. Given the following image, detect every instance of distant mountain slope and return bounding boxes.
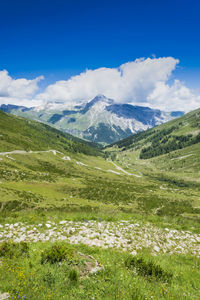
[0,102,199,234]
[0,110,101,156]
[108,108,200,159]
[0,95,184,145]
[106,104,162,125]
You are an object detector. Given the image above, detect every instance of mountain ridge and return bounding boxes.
[107,107,200,160]
[0,95,184,145]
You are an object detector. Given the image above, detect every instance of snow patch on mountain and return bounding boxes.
[0,95,184,145]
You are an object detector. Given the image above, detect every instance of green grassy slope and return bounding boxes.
[108,107,200,159]
[105,107,200,223]
[0,109,199,229]
[0,110,101,155]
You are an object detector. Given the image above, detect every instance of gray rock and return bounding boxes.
[0,292,10,300]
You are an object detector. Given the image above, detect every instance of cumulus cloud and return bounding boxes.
[0,57,200,111]
[147,79,200,112]
[147,80,200,112]
[36,57,179,104]
[0,70,43,106]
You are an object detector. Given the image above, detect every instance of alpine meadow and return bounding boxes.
[0,105,200,299]
[0,0,200,299]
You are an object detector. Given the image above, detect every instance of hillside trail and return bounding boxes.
[110,161,142,177]
[0,149,62,156]
[0,149,143,177]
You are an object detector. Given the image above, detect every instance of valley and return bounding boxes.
[0,109,200,299]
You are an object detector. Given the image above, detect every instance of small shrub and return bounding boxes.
[29,261,33,268]
[125,255,173,282]
[43,271,55,286]
[41,243,74,264]
[69,268,79,282]
[0,241,29,258]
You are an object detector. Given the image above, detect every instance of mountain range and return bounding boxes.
[0,95,184,145]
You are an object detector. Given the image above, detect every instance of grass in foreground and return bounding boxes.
[0,241,200,300]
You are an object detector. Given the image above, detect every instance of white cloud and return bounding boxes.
[147,80,200,112]
[36,57,179,104]
[0,57,200,111]
[0,70,43,106]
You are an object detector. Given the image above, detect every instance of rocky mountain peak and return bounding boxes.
[81,95,114,114]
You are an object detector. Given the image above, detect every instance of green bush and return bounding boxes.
[43,271,55,286]
[0,241,29,258]
[125,255,173,282]
[41,243,74,264]
[69,268,79,282]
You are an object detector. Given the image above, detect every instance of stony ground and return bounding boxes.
[1,220,200,256]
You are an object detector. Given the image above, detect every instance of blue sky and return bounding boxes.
[0,0,200,84]
[0,0,200,111]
